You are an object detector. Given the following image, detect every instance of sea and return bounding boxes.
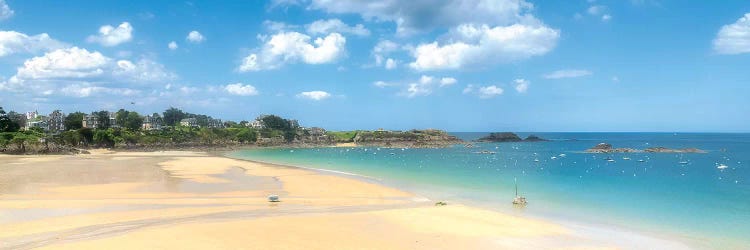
[226,132,750,249]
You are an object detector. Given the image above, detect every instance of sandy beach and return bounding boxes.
[0,150,688,249]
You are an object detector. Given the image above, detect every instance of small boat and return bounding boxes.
[550,156,557,160]
[622,157,631,160]
[533,159,540,162]
[717,164,729,169]
[558,154,567,157]
[638,159,645,162]
[605,157,615,162]
[512,177,527,206]
[679,161,689,165]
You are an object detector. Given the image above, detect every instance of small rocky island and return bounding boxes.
[585,143,706,153]
[476,132,548,143]
[351,129,463,148]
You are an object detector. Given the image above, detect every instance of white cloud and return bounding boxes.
[0,0,13,21]
[586,5,612,21]
[224,83,259,96]
[462,84,475,94]
[86,22,133,47]
[373,40,401,69]
[463,84,504,98]
[713,13,750,55]
[263,20,298,32]
[307,0,535,35]
[1,47,175,97]
[402,75,456,98]
[15,47,110,79]
[440,77,457,87]
[186,30,205,43]
[409,23,559,71]
[478,85,504,98]
[168,41,178,50]
[513,78,529,93]
[0,31,66,57]
[297,90,331,100]
[384,58,397,69]
[543,69,592,79]
[239,31,346,71]
[373,80,395,88]
[307,19,370,36]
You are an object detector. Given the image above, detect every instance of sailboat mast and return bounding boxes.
[514,177,518,196]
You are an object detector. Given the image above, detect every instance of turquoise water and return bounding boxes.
[227,133,750,248]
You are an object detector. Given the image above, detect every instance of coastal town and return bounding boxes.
[0,106,461,153]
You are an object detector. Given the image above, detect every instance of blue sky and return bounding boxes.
[0,0,749,132]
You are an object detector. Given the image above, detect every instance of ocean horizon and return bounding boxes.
[228,132,750,249]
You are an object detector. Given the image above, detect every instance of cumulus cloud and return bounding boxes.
[372,40,401,69]
[0,47,175,98]
[440,77,457,87]
[373,80,395,88]
[478,85,504,98]
[168,41,178,50]
[239,31,346,71]
[586,5,612,21]
[307,19,370,36]
[713,13,750,55]
[224,83,259,96]
[0,31,66,57]
[463,84,504,98]
[402,75,457,98]
[86,22,133,47]
[543,69,592,79]
[513,79,529,93]
[306,0,535,35]
[297,90,331,100]
[0,0,13,21]
[409,23,559,71]
[186,30,205,43]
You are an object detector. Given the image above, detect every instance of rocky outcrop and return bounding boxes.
[477,132,547,143]
[477,132,522,142]
[523,135,548,142]
[584,143,638,153]
[352,129,462,148]
[585,143,705,153]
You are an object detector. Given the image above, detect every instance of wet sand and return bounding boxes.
[0,150,687,249]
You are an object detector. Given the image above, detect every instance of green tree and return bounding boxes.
[94,111,111,129]
[78,128,94,146]
[236,128,257,143]
[260,115,290,131]
[163,107,186,126]
[7,111,26,130]
[124,112,143,131]
[0,107,21,132]
[64,112,85,130]
[115,109,130,127]
[93,129,115,148]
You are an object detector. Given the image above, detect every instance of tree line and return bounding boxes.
[1,105,302,153]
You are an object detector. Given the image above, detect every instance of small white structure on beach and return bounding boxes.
[268,194,280,202]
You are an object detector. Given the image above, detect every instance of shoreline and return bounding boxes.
[0,149,696,249]
[224,149,702,249]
